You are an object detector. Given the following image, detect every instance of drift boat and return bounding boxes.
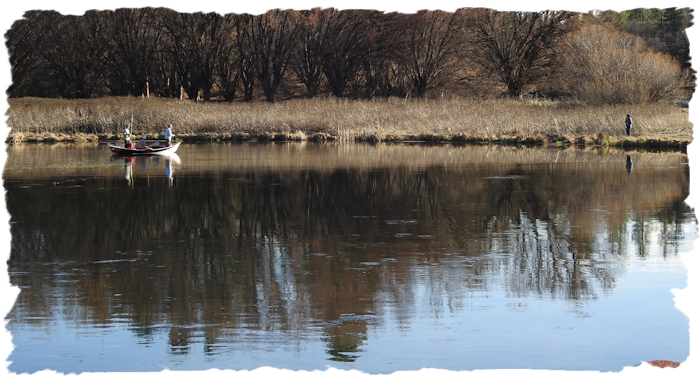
[109,141,181,156]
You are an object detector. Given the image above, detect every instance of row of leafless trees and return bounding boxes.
[5,7,693,103]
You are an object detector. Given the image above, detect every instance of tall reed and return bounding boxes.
[6,96,692,145]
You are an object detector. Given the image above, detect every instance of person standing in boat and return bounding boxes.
[123,124,132,148]
[165,124,174,146]
[625,114,632,136]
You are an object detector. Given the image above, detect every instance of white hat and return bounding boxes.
[142,136,146,139]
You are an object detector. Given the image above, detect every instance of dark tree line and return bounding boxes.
[5,7,694,102]
[616,8,693,70]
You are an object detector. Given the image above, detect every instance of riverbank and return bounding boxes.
[5,96,693,149]
[6,130,691,150]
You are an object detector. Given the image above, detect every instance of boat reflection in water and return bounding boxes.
[110,153,181,185]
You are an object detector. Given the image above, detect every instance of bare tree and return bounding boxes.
[352,11,398,99]
[160,10,231,101]
[235,10,302,103]
[233,14,256,102]
[5,11,46,97]
[395,10,463,97]
[316,9,377,98]
[292,9,402,99]
[217,14,241,101]
[103,8,163,97]
[10,10,111,98]
[290,9,326,97]
[466,9,577,97]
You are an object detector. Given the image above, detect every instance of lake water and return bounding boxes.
[2,142,694,374]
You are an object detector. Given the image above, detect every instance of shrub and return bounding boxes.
[558,25,682,105]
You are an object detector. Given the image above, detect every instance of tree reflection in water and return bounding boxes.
[4,144,694,367]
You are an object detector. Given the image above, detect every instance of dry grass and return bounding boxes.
[5,96,693,147]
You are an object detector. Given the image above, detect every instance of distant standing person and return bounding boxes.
[123,124,132,148]
[165,124,173,146]
[625,114,632,136]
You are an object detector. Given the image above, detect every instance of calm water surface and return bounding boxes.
[3,143,694,373]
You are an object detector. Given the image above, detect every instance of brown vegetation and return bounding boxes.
[646,360,681,368]
[558,25,686,105]
[466,9,577,97]
[5,8,693,103]
[5,96,692,148]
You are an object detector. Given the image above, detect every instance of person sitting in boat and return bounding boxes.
[136,136,148,149]
[165,124,173,146]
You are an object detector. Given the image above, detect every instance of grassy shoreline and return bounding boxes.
[5,96,693,149]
